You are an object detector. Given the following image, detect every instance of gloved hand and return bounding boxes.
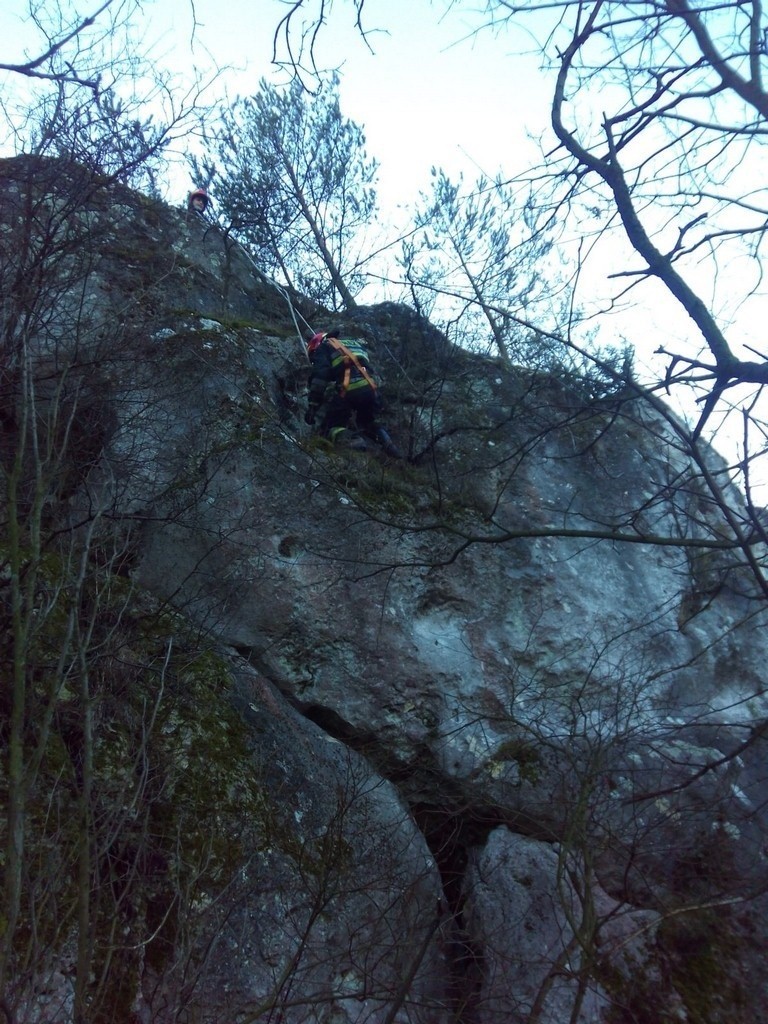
[304,406,317,425]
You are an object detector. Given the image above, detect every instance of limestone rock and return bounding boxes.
[3,156,768,1023]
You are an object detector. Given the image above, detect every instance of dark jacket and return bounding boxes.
[307,337,377,407]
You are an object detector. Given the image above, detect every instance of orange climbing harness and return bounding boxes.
[327,337,378,395]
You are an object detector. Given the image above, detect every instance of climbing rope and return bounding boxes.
[190,201,418,392]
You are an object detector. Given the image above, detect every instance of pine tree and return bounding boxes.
[206,74,378,310]
[404,169,557,366]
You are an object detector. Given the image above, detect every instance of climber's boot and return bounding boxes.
[375,427,403,459]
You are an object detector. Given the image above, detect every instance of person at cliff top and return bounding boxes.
[304,328,403,458]
[187,187,209,214]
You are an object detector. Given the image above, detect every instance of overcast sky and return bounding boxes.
[140,0,550,213]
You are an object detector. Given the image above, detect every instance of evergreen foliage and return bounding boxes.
[197,74,378,310]
[402,168,562,367]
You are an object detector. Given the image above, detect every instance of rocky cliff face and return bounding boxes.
[3,156,768,1023]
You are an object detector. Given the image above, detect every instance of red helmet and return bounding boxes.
[306,332,325,354]
[188,188,209,208]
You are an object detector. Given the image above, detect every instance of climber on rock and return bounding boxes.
[304,328,403,458]
[187,187,210,215]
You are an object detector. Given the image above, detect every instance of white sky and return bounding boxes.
[143,0,551,211]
